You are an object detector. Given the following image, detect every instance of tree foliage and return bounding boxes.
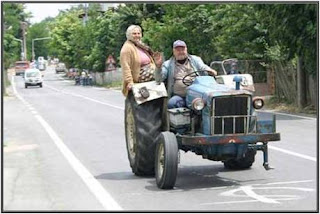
[26,18,52,60]
[3,3,317,106]
[3,3,31,68]
[49,9,82,68]
[255,4,317,76]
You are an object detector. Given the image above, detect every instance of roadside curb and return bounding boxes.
[259,95,317,119]
[258,109,316,120]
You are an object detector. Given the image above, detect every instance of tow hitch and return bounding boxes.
[254,142,274,170]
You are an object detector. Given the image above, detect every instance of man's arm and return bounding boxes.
[155,61,169,83]
[193,55,217,76]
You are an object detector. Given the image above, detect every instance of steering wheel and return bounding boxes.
[182,70,207,86]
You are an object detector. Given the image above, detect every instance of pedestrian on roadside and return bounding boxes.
[75,72,80,85]
[81,70,86,86]
[87,72,93,86]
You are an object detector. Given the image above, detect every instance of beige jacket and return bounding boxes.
[120,40,155,97]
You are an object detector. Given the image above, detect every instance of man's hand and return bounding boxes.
[153,52,163,68]
[207,69,217,76]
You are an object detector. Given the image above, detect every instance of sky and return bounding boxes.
[24,3,80,24]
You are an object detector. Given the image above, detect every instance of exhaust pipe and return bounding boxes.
[233,76,242,90]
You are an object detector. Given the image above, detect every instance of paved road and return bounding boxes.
[3,66,318,211]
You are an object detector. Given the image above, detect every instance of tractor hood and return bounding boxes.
[186,76,252,108]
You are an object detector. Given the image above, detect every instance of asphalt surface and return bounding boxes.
[3,66,318,211]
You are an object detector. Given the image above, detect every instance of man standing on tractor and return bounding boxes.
[155,40,218,108]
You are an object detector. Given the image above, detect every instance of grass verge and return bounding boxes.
[265,96,316,115]
[96,81,122,89]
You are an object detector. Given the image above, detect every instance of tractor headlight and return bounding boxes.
[192,98,205,111]
[253,97,264,109]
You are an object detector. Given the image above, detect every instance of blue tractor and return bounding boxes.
[125,59,280,189]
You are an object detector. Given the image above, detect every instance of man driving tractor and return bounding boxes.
[155,40,217,108]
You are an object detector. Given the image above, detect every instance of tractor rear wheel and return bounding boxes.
[125,92,163,176]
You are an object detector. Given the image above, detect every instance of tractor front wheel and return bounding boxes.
[155,131,178,189]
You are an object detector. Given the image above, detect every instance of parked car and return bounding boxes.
[24,68,43,88]
[15,61,30,76]
[56,63,67,73]
[53,58,59,65]
[67,68,78,79]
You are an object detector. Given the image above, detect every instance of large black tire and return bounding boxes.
[155,131,178,189]
[25,83,28,88]
[125,92,163,176]
[39,83,43,88]
[223,148,256,170]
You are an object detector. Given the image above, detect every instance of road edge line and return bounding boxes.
[45,84,124,110]
[11,76,123,210]
[257,109,316,120]
[269,145,316,162]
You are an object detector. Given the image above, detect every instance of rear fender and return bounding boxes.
[132,81,168,105]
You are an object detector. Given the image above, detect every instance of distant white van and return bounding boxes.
[38,56,44,62]
[24,68,43,88]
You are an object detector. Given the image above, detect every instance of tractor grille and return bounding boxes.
[212,96,249,134]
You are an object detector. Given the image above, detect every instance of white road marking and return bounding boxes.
[45,84,124,110]
[11,76,123,210]
[4,144,39,153]
[252,187,314,191]
[222,186,280,204]
[261,180,313,186]
[201,198,299,205]
[269,145,316,162]
[201,180,314,206]
[257,109,316,120]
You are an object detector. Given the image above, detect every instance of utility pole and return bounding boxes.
[13,38,23,60]
[297,56,306,109]
[21,22,28,61]
[84,3,88,26]
[32,37,52,61]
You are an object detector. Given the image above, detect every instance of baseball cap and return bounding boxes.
[173,40,187,48]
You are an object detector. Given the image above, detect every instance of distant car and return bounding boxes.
[37,62,46,71]
[24,68,43,88]
[67,68,78,79]
[53,58,59,65]
[15,61,30,76]
[38,56,45,62]
[56,63,67,73]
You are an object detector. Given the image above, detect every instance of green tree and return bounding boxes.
[49,9,82,67]
[3,3,31,68]
[27,18,53,61]
[257,4,317,74]
[210,4,267,60]
[3,3,31,94]
[255,4,317,107]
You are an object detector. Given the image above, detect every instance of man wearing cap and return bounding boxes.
[155,40,217,109]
